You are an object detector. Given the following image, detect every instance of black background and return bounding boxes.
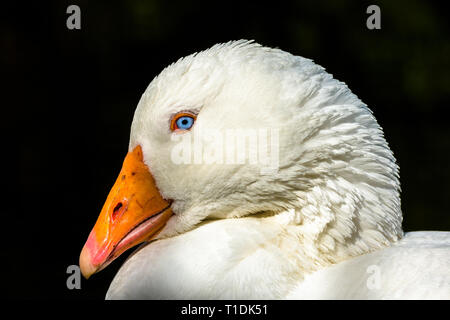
[2,0,449,299]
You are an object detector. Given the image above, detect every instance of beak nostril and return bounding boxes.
[112,202,124,221]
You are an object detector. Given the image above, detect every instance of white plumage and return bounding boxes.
[105,40,450,299]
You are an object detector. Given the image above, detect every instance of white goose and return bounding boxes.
[80,40,450,299]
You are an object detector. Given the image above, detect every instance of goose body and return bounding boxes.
[80,40,450,299]
[107,227,450,299]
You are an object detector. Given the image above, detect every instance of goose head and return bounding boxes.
[79,40,402,280]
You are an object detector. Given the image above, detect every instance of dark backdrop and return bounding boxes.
[2,0,449,299]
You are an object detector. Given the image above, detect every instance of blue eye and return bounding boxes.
[170,112,197,131]
[174,115,195,130]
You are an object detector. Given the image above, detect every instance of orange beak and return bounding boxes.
[79,145,173,279]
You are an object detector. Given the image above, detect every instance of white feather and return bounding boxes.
[105,40,449,299]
